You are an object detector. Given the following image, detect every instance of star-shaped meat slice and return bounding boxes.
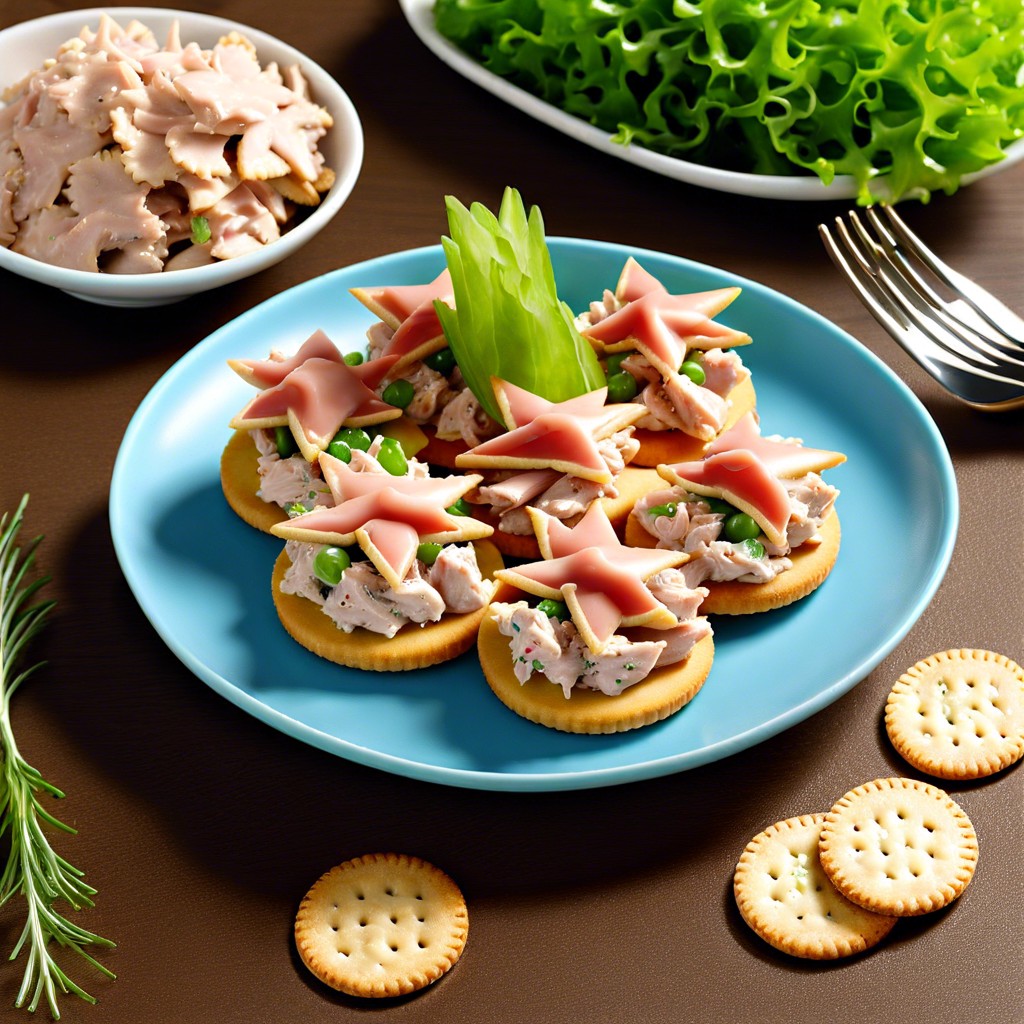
[227,328,374,388]
[495,503,688,653]
[455,379,645,484]
[349,269,454,370]
[706,412,846,477]
[272,457,493,587]
[582,260,751,380]
[229,346,401,461]
[657,414,846,548]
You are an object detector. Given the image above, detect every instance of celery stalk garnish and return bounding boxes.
[0,496,115,1019]
[435,186,604,424]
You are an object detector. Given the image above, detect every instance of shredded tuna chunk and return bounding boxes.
[433,385,500,445]
[635,371,729,440]
[491,576,711,697]
[280,542,488,637]
[486,428,638,535]
[633,475,838,587]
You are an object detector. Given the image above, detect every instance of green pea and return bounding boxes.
[737,538,766,560]
[382,378,415,409]
[336,427,371,452]
[446,497,471,517]
[285,502,306,518]
[604,351,632,375]
[326,436,352,463]
[343,351,364,366]
[417,542,443,565]
[376,437,408,476]
[703,496,737,516]
[274,425,297,457]
[536,598,568,620]
[679,359,706,386]
[606,369,638,402]
[647,502,678,519]
[313,545,351,586]
[724,512,761,543]
[424,347,456,375]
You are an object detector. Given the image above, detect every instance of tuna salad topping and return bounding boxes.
[577,257,753,440]
[455,378,645,536]
[490,503,711,696]
[633,412,845,586]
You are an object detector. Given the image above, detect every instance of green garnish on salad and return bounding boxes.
[435,186,604,424]
[434,0,1024,202]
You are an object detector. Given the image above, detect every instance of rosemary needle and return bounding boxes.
[0,496,114,1018]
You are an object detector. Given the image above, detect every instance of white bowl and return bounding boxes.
[0,7,363,306]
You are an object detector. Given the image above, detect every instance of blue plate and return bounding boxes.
[109,239,957,791]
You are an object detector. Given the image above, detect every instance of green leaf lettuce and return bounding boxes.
[434,0,1024,202]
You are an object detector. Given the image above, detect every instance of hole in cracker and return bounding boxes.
[418,940,427,949]
[390,915,398,925]
[385,887,395,897]
[389,944,399,953]
[359,918,368,927]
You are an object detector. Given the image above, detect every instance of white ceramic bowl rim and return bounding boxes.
[0,7,363,302]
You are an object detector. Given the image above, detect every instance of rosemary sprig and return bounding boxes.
[0,496,114,1018]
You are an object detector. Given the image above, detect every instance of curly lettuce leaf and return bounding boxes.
[436,186,604,424]
[434,0,1024,202]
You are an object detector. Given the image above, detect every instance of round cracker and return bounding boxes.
[885,648,1024,780]
[272,541,504,671]
[818,777,979,917]
[630,375,757,467]
[221,430,289,533]
[626,509,840,615]
[734,813,897,959]
[295,853,468,998]
[477,612,714,733]
[481,465,665,560]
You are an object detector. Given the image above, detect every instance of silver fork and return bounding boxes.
[818,205,1024,411]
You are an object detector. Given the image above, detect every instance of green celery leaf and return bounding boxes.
[436,186,604,425]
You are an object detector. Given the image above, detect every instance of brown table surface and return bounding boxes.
[1,2,1022,1022]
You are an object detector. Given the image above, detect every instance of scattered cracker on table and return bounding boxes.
[818,777,978,917]
[733,813,897,959]
[295,853,468,999]
[885,648,1024,780]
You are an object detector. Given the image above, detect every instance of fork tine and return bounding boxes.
[879,205,1024,350]
[845,212,1024,378]
[820,219,1024,394]
[867,206,1024,358]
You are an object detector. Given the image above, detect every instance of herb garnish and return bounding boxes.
[0,496,115,1018]
[190,214,211,245]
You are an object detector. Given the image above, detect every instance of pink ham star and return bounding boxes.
[496,503,688,652]
[658,412,846,547]
[349,268,454,370]
[229,343,401,462]
[271,455,493,587]
[582,259,751,379]
[706,412,846,477]
[227,328,351,388]
[455,379,645,484]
